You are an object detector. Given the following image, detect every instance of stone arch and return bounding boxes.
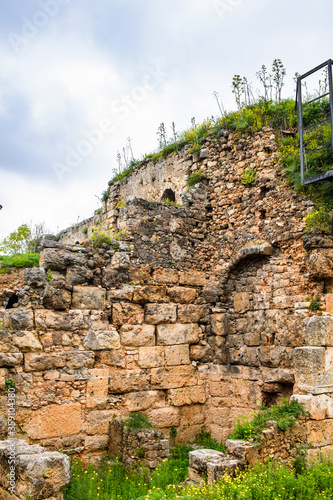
[161,189,175,203]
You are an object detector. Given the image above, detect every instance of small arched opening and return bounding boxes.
[6,293,18,310]
[161,189,176,203]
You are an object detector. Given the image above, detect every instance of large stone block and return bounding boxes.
[180,404,205,426]
[24,268,46,287]
[109,371,151,393]
[4,309,34,330]
[133,286,169,303]
[308,249,333,279]
[107,286,134,302]
[179,271,207,286]
[294,347,333,390]
[307,419,333,447]
[167,287,197,304]
[168,386,206,406]
[83,329,120,350]
[125,390,165,412]
[177,305,205,323]
[10,331,42,352]
[306,316,333,347]
[211,313,229,335]
[96,350,126,368]
[86,369,109,409]
[40,247,86,270]
[152,268,179,284]
[229,347,259,367]
[234,292,250,313]
[43,284,72,310]
[25,403,82,439]
[120,324,155,347]
[165,345,190,366]
[0,353,23,367]
[157,323,200,345]
[66,265,94,286]
[113,302,144,325]
[151,366,197,390]
[35,309,90,331]
[72,286,105,310]
[258,346,293,368]
[148,407,180,428]
[24,351,94,371]
[84,410,116,435]
[138,346,165,368]
[145,303,177,324]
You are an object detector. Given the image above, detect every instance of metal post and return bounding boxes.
[296,78,305,185]
[328,60,333,154]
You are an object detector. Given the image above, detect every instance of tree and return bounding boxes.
[272,59,286,103]
[0,224,31,254]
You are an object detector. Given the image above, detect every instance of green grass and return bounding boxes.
[125,412,155,431]
[229,398,308,443]
[187,171,206,187]
[0,253,40,272]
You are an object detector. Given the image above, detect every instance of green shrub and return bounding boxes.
[46,269,53,282]
[304,206,332,234]
[310,294,321,312]
[88,224,111,248]
[241,166,257,185]
[101,190,109,203]
[125,412,154,431]
[0,253,40,272]
[187,171,206,187]
[82,227,88,235]
[5,379,15,390]
[229,398,308,443]
[194,426,225,452]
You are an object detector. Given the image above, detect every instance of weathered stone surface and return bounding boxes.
[190,343,211,362]
[306,316,333,347]
[229,347,259,367]
[84,329,120,350]
[258,346,293,368]
[24,351,94,371]
[40,247,86,270]
[111,252,130,270]
[43,284,72,310]
[84,410,116,435]
[4,309,34,330]
[66,265,93,286]
[107,286,134,302]
[234,292,250,313]
[72,286,105,310]
[308,249,333,278]
[10,331,42,352]
[133,285,169,303]
[148,407,180,428]
[151,366,197,390]
[120,324,155,347]
[0,439,71,500]
[109,371,151,393]
[179,271,207,286]
[152,268,179,284]
[326,294,333,313]
[211,313,229,335]
[294,347,332,389]
[157,323,200,345]
[177,304,205,323]
[145,303,177,324]
[84,434,109,452]
[113,302,144,325]
[25,403,82,439]
[96,350,125,368]
[35,309,90,330]
[167,286,196,304]
[86,369,109,409]
[165,344,190,366]
[168,386,206,406]
[138,346,165,368]
[189,449,241,485]
[24,268,46,287]
[0,353,23,367]
[125,390,165,412]
[307,418,333,447]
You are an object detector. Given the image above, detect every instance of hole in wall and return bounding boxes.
[261,382,294,407]
[161,189,176,203]
[6,293,18,310]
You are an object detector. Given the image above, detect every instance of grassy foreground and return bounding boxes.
[0,253,40,272]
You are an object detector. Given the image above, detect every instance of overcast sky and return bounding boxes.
[0,0,332,240]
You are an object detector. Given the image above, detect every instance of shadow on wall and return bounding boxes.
[161,189,176,202]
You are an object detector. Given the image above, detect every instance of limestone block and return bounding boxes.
[111,252,130,270]
[10,331,42,352]
[229,347,259,367]
[207,457,242,485]
[138,346,164,368]
[180,404,205,426]
[107,286,134,302]
[179,271,207,287]
[24,351,94,371]
[234,292,250,313]
[294,347,332,389]
[157,323,200,345]
[152,268,179,285]
[0,439,71,500]
[40,247,86,271]
[97,350,126,368]
[151,366,197,390]
[244,332,261,346]
[291,394,333,420]
[190,344,211,362]
[35,309,91,331]
[43,284,72,310]
[246,310,266,333]
[167,287,197,304]
[148,407,180,428]
[0,353,23,367]
[306,316,333,347]
[258,346,293,368]
[113,302,144,325]
[168,386,206,406]
[211,313,229,335]
[308,249,333,279]
[177,305,205,323]
[133,286,169,303]
[86,368,109,409]
[189,449,240,485]
[326,294,333,313]
[72,286,105,310]
[225,439,253,461]
[84,434,109,452]
[84,410,116,435]
[125,390,165,412]
[24,268,46,287]
[25,403,82,439]
[4,309,34,330]
[145,304,177,324]
[66,265,93,286]
[109,371,151,393]
[307,419,333,447]
[120,324,155,347]
[83,329,120,350]
[165,345,190,366]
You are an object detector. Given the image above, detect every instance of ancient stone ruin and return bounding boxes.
[0,126,332,498]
